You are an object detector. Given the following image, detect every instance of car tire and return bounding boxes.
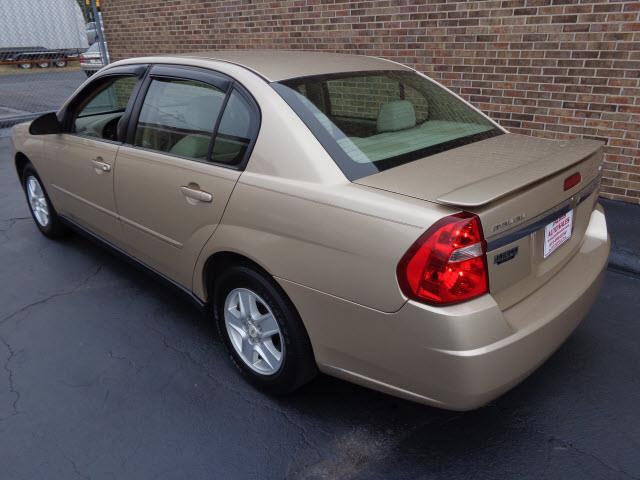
[213,264,317,394]
[18,63,32,69]
[84,71,94,77]
[21,164,67,238]
[54,60,67,68]
[36,62,50,68]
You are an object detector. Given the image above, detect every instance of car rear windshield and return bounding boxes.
[272,70,503,180]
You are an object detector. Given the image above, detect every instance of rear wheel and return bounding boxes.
[213,264,317,394]
[17,62,32,69]
[36,61,50,68]
[22,164,67,238]
[53,59,67,68]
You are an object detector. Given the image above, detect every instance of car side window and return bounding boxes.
[211,89,254,166]
[73,76,137,141]
[134,78,225,161]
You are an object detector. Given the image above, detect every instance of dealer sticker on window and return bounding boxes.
[544,210,573,258]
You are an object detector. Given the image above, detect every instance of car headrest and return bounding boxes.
[377,100,417,133]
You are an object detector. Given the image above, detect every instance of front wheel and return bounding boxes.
[53,59,67,68]
[36,61,50,68]
[22,164,67,238]
[214,264,317,394]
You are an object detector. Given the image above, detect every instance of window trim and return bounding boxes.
[125,64,261,171]
[60,64,147,145]
[209,85,261,171]
[205,87,232,163]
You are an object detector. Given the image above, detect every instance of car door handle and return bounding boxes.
[91,158,111,173]
[180,185,213,203]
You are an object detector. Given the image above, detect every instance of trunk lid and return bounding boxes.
[356,133,604,310]
[354,133,602,207]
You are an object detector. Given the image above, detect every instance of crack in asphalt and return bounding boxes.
[0,216,31,232]
[0,263,104,328]
[120,440,142,470]
[0,335,20,420]
[550,435,639,480]
[501,406,640,480]
[64,454,91,480]
[0,216,30,242]
[0,264,104,422]
[359,409,639,480]
[107,350,140,372]
[59,378,103,389]
[151,326,322,458]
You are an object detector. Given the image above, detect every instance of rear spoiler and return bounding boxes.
[436,139,604,207]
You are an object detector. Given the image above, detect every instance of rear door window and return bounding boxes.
[133,78,225,161]
[211,90,255,166]
[132,76,259,167]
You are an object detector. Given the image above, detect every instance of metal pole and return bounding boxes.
[91,0,109,65]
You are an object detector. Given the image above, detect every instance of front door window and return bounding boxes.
[73,76,137,141]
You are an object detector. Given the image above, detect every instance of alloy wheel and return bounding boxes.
[224,288,284,375]
[26,176,50,227]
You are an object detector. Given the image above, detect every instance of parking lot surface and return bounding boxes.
[1,135,639,479]
[0,70,85,120]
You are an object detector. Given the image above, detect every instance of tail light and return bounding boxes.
[397,212,489,306]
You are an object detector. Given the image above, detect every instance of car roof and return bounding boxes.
[161,50,411,82]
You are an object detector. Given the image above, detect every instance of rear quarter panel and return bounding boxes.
[194,171,453,312]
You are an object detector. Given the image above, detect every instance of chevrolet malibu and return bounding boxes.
[10,51,610,410]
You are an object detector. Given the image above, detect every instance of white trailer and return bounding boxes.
[0,0,89,69]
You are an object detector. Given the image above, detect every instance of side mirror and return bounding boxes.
[29,112,63,135]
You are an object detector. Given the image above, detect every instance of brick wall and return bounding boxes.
[102,0,640,203]
[324,75,430,121]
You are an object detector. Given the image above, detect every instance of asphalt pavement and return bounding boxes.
[0,135,639,479]
[0,70,86,127]
[603,198,640,275]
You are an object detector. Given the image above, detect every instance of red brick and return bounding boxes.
[101,0,640,203]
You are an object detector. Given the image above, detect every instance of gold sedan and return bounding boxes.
[11,51,609,410]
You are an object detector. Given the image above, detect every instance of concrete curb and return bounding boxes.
[608,251,640,277]
[607,232,640,276]
[601,199,640,276]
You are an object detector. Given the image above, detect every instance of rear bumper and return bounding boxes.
[279,205,610,410]
[420,236,606,410]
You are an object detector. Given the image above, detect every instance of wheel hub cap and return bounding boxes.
[247,323,259,338]
[224,288,284,375]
